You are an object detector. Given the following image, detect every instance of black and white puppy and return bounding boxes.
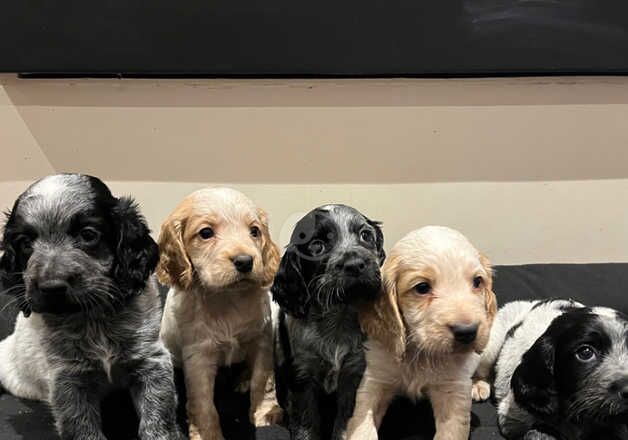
[272,204,385,440]
[0,174,182,440]
[474,299,628,440]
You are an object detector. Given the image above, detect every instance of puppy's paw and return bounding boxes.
[251,403,284,427]
[471,379,491,402]
[189,424,225,440]
[523,429,557,440]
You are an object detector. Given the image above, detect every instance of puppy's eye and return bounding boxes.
[78,227,100,246]
[308,239,326,256]
[360,229,374,244]
[15,234,33,252]
[414,282,431,295]
[473,276,483,289]
[199,227,214,240]
[575,345,597,362]
[250,226,260,238]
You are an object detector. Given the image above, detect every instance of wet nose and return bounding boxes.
[232,254,254,273]
[450,323,479,345]
[610,378,628,400]
[341,257,367,276]
[38,279,70,296]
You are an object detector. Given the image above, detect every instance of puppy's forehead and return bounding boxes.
[189,187,258,220]
[593,307,628,341]
[17,174,96,223]
[395,226,480,264]
[318,204,367,230]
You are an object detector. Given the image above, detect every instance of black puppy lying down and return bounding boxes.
[475,299,628,440]
[0,174,182,440]
[272,204,385,440]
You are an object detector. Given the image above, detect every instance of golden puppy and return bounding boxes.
[346,226,497,440]
[157,187,282,440]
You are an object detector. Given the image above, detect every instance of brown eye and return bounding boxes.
[575,345,597,362]
[199,227,214,240]
[78,227,100,246]
[250,226,260,238]
[414,282,431,295]
[360,229,374,244]
[16,234,33,252]
[473,276,483,289]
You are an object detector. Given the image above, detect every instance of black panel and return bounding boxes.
[1,1,628,76]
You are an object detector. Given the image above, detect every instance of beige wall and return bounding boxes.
[2,76,628,264]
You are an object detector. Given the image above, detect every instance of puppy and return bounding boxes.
[157,187,282,440]
[474,299,628,440]
[0,174,182,440]
[272,204,385,440]
[346,225,497,440]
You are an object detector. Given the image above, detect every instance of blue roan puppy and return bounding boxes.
[272,204,386,440]
[0,174,182,440]
[474,299,628,440]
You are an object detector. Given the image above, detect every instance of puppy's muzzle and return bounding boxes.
[232,254,254,273]
[610,377,628,401]
[449,323,478,345]
[339,257,367,277]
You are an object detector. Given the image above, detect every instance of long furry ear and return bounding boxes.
[0,207,31,316]
[271,246,310,318]
[258,208,280,287]
[367,219,386,265]
[359,255,405,361]
[112,197,159,296]
[0,245,31,317]
[480,253,498,322]
[511,334,558,416]
[156,211,193,290]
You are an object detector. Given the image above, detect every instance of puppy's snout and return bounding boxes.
[232,254,254,273]
[610,378,628,400]
[341,257,367,277]
[449,323,479,345]
[38,279,70,297]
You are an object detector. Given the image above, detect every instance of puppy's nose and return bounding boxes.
[610,378,628,400]
[342,258,367,276]
[450,323,479,345]
[232,254,254,273]
[38,279,70,296]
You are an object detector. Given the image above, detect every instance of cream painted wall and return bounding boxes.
[1,179,628,265]
[2,76,628,264]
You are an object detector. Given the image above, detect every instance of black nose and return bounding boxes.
[38,280,70,296]
[342,257,367,276]
[233,254,254,273]
[610,378,628,400]
[450,323,479,344]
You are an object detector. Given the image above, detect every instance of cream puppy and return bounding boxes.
[157,187,281,440]
[346,226,497,440]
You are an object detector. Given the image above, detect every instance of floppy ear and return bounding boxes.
[368,219,386,265]
[156,211,193,290]
[480,253,498,322]
[271,246,310,318]
[111,197,159,296]
[0,232,31,317]
[359,255,405,360]
[257,208,280,287]
[511,334,558,416]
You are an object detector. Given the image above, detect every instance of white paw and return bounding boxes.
[251,403,283,427]
[471,379,491,402]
